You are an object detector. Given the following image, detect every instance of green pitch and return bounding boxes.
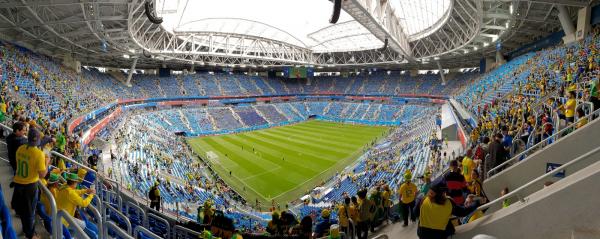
[186,120,389,206]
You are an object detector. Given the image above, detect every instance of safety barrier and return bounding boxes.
[478,146,600,214]
[103,202,132,234]
[104,221,134,239]
[487,107,600,178]
[57,210,90,239]
[172,225,203,238]
[134,225,163,239]
[147,213,171,238]
[38,181,60,239]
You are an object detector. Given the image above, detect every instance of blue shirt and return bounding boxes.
[315,218,338,237]
[502,135,513,148]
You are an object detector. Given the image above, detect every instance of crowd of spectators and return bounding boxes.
[1,25,598,239]
[462,27,599,179]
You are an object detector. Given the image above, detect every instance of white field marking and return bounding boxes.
[249,126,380,200]
[269,155,347,200]
[192,141,270,200]
[267,132,383,201]
[239,166,282,181]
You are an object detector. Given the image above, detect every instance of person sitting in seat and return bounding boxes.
[56,173,98,238]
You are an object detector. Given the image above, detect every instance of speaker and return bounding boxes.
[144,1,163,24]
[329,0,342,24]
[142,49,151,58]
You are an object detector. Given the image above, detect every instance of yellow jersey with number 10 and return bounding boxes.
[13,145,46,185]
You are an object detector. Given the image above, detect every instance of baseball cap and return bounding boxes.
[65,173,81,182]
[47,173,61,184]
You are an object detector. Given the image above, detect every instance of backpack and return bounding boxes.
[149,187,157,201]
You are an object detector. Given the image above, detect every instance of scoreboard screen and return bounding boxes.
[283,67,313,79]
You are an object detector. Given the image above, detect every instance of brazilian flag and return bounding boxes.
[0,110,5,122]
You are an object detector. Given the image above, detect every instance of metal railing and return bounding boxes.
[487,107,600,178]
[103,202,133,234]
[104,221,135,239]
[38,181,59,239]
[371,234,390,239]
[0,119,193,239]
[87,205,103,239]
[57,210,90,239]
[477,145,600,214]
[0,123,102,239]
[134,225,163,239]
[172,225,202,239]
[126,201,147,228]
[147,213,171,238]
[102,189,123,210]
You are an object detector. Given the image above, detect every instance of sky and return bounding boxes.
[157,0,450,50]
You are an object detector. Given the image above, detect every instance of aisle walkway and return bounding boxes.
[374,221,418,239]
[0,140,22,237]
[0,139,50,238]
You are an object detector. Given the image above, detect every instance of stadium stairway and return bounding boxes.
[375,221,418,239]
[483,109,600,199]
[0,141,21,236]
[0,140,50,238]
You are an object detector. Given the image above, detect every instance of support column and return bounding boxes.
[436,61,446,86]
[126,57,138,87]
[557,5,576,44]
[62,54,81,74]
[576,6,591,41]
[190,62,195,74]
[485,57,495,72]
[496,51,506,66]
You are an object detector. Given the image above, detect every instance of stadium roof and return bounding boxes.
[160,0,451,52]
[0,0,592,69]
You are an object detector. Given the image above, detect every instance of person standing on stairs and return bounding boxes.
[398,174,417,227]
[11,128,49,239]
[6,121,28,174]
[149,181,161,211]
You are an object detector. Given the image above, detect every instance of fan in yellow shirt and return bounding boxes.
[38,173,61,234]
[13,143,47,185]
[56,173,97,237]
[0,101,6,114]
[557,91,577,123]
[337,198,353,232]
[11,128,49,239]
[398,174,417,226]
[462,153,475,184]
